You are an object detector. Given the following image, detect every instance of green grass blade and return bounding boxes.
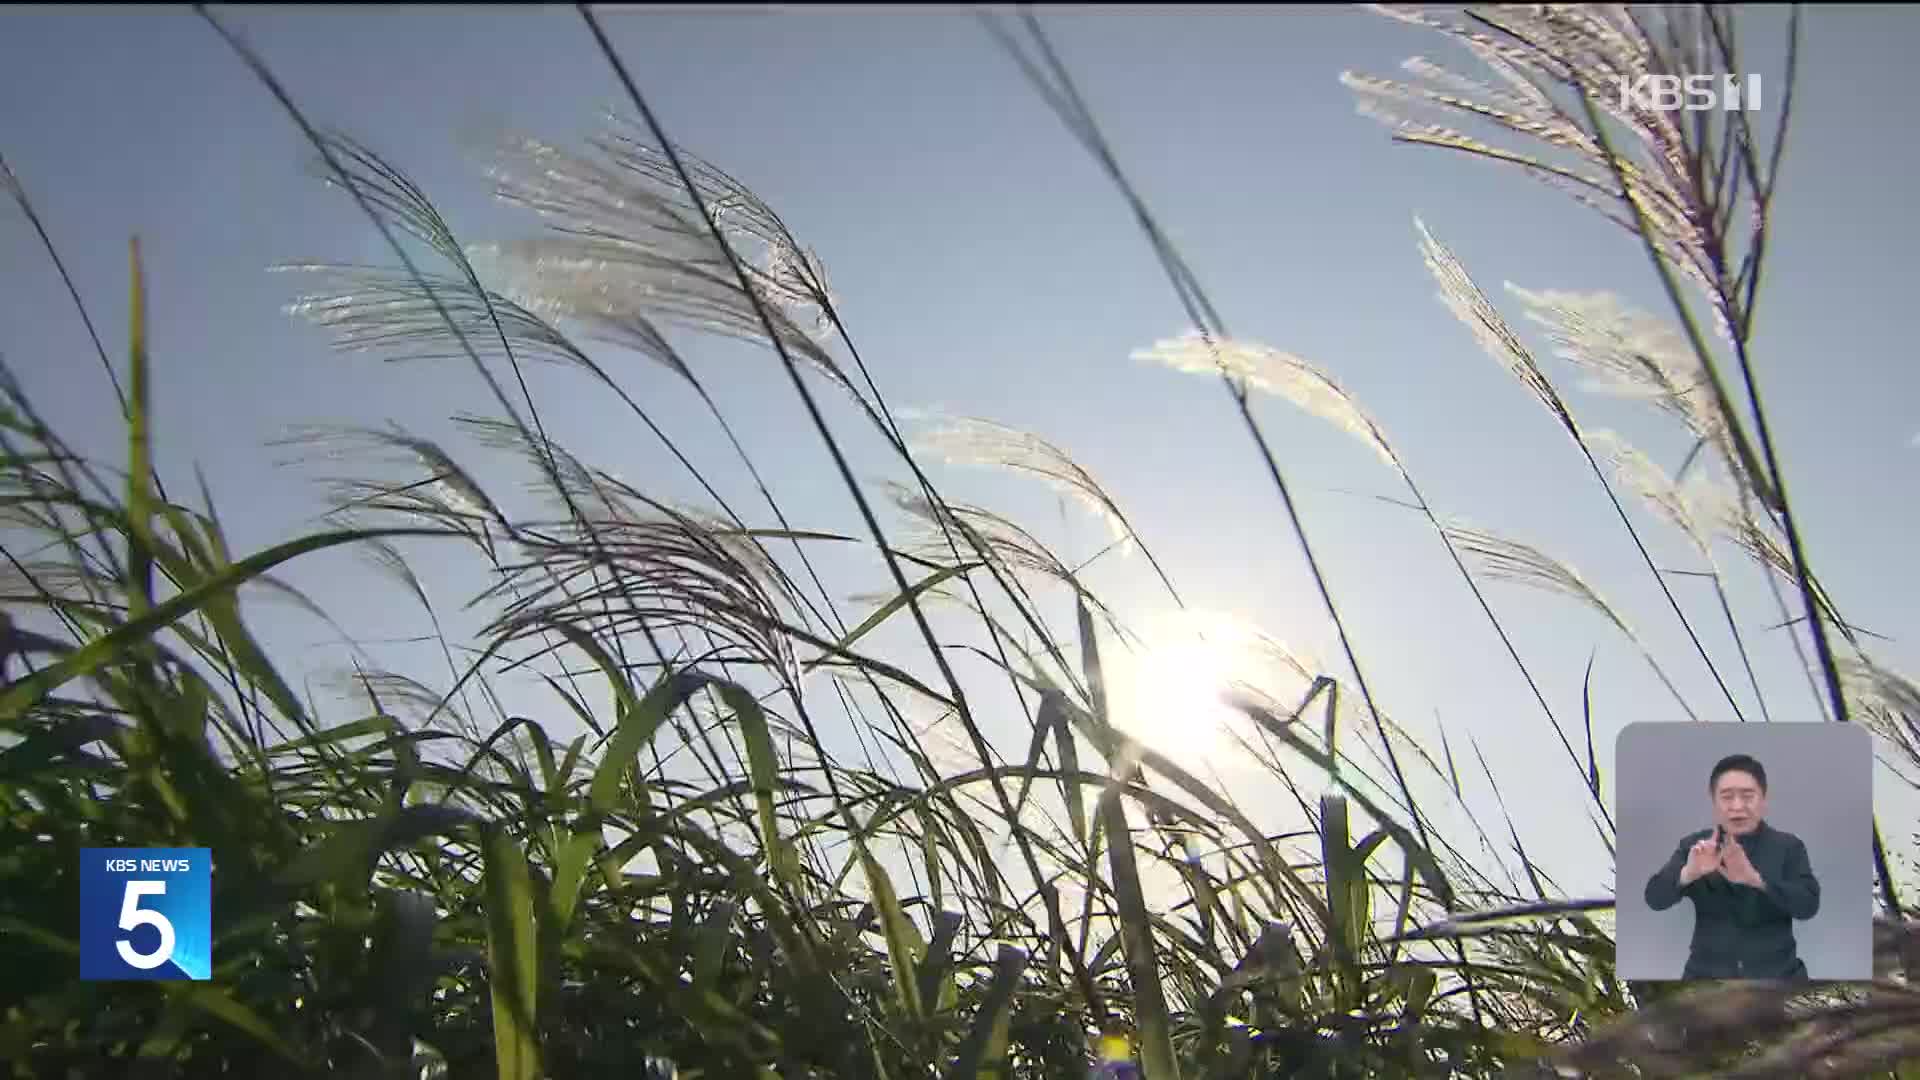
[858,845,927,1023]
[125,238,155,620]
[169,983,306,1067]
[554,669,705,927]
[1078,596,1180,1080]
[710,679,801,890]
[823,561,979,659]
[943,944,1027,1080]
[259,713,397,756]
[275,804,479,892]
[915,909,965,1019]
[1051,700,1086,843]
[0,525,451,720]
[692,898,737,990]
[483,825,542,1080]
[1320,794,1350,971]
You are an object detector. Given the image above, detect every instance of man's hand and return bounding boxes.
[1678,835,1721,886]
[1719,837,1765,889]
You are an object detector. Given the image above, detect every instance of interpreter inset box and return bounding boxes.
[1614,722,1872,981]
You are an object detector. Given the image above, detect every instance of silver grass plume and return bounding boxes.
[1508,285,1752,493]
[1713,497,1847,634]
[476,120,854,398]
[1132,332,1399,471]
[1416,219,1576,436]
[886,481,1129,650]
[275,424,504,539]
[1584,429,1717,559]
[1345,5,1757,306]
[282,131,598,378]
[482,502,800,683]
[450,413,605,518]
[1841,656,1920,720]
[278,264,596,372]
[911,416,1139,556]
[1838,655,1920,748]
[1444,521,1698,720]
[337,669,484,745]
[1348,4,1798,526]
[1444,523,1630,639]
[451,413,814,656]
[891,483,1078,583]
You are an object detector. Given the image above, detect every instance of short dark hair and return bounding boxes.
[1709,753,1767,793]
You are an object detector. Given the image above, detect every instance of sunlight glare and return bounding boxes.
[1108,611,1281,771]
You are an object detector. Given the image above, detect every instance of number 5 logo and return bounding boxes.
[115,881,177,969]
[81,848,210,980]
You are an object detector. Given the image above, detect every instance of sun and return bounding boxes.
[1106,611,1278,770]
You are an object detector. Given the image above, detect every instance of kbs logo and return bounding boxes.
[80,848,212,981]
[1616,74,1763,113]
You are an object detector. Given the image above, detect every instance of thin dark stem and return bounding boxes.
[1569,438,1716,721]
[989,9,1420,848]
[1707,570,1771,724]
[1575,74,1900,918]
[986,6,1491,1031]
[574,2,1088,1020]
[1404,469,1614,833]
[0,154,129,418]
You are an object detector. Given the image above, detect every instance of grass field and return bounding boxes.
[2,5,1917,1078]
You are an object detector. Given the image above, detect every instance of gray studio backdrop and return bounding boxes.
[1614,721,1873,981]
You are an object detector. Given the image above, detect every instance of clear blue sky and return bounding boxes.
[4,6,1916,900]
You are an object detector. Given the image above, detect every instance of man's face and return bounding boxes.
[1712,769,1767,835]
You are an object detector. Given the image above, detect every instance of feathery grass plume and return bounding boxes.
[278,264,597,371]
[889,484,1046,570]
[591,110,836,319]
[1351,3,1802,556]
[673,507,809,624]
[1508,285,1755,488]
[1133,332,1399,470]
[286,125,852,665]
[887,480,1114,613]
[1840,656,1920,756]
[340,668,458,724]
[450,412,604,516]
[1841,656,1920,721]
[281,130,626,458]
[1444,521,1697,721]
[534,458,809,627]
[911,416,1139,557]
[307,129,470,264]
[1587,427,1778,723]
[1345,6,1765,302]
[483,506,798,680]
[478,126,855,396]
[1585,429,1715,557]
[595,113,841,336]
[275,423,504,533]
[1443,523,1627,639]
[1421,216,1760,724]
[1715,497,1851,632]
[1416,219,1574,436]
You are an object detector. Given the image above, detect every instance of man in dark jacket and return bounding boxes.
[1644,753,1820,979]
